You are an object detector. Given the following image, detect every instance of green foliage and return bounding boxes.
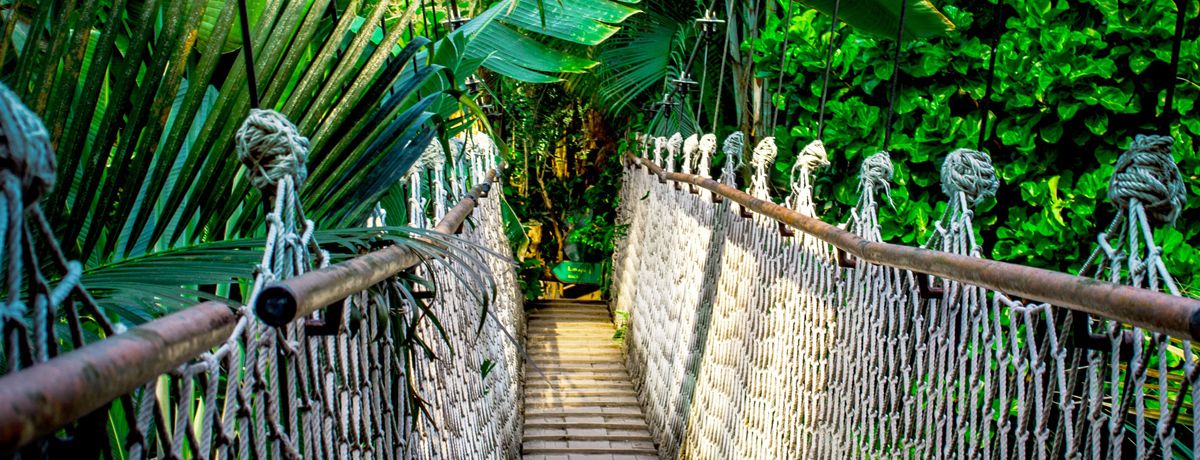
[755,0,1200,290]
[465,0,640,82]
[499,83,624,295]
[798,0,956,39]
[0,0,531,322]
[566,9,687,115]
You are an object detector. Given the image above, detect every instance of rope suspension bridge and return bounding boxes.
[0,0,1197,459]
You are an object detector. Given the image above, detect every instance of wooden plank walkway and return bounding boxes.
[522,300,659,460]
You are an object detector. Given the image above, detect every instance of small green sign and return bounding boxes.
[552,261,604,285]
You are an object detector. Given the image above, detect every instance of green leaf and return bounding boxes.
[198,0,267,53]
[496,0,638,46]
[1040,123,1063,143]
[799,0,956,39]
[461,0,635,82]
[1084,113,1108,135]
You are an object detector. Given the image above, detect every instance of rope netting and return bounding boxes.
[403,133,525,459]
[613,130,1198,459]
[0,92,523,459]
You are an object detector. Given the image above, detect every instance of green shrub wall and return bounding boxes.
[754,0,1199,291]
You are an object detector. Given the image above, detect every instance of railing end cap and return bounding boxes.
[255,285,299,327]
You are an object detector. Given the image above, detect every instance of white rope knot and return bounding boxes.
[751,137,777,168]
[793,139,829,173]
[0,83,56,202]
[697,134,717,178]
[1108,134,1186,226]
[941,148,998,205]
[421,139,445,167]
[750,137,777,198]
[860,151,894,194]
[666,133,683,173]
[682,134,699,175]
[236,109,309,191]
[653,136,667,165]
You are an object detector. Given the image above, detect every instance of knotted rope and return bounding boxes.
[612,130,1198,459]
[787,139,827,215]
[654,136,668,166]
[236,109,310,192]
[792,139,829,174]
[941,148,998,205]
[0,83,55,204]
[474,132,499,172]
[405,141,442,228]
[423,140,449,222]
[667,133,683,174]
[448,138,466,198]
[683,134,699,175]
[0,82,88,364]
[859,151,895,205]
[697,134,717,179]
[1108,134,1186,226]
[719,132,744,185]
[750,137,777,199]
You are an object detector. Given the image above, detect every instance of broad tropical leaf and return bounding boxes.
[464,0,640,82]
[798,0,955,39]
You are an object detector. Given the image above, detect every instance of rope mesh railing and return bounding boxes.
[0,91,523,459]
[614,131,1199,459]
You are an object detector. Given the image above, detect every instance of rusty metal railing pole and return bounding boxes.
[630,154,1200,341]
[0,170,499,455]
[255,170,496,327]
[0,301,236,454]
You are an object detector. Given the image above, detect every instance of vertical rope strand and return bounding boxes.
[769,0,797,132]
[697,45,709,129]
[712,16,730,133]
[815,0,842,141]
[1162,0,1187,131]
[882,0,908,150]
[977,0,1004,151]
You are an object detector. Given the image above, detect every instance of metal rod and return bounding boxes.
[0,301,236,455]
[630,154,1200,340]
[0,170,498,453]
[237,0,260,108]
[1162,0,1186,131]
[256,170,497,327]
